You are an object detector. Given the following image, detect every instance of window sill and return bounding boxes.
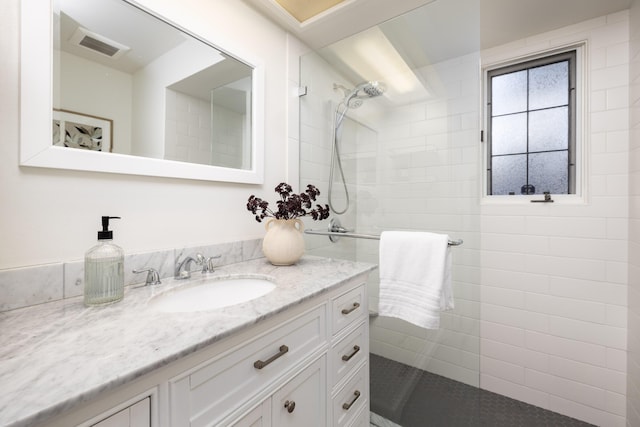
[480,194,586,205]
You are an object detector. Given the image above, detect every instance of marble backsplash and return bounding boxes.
[0,239,263,312]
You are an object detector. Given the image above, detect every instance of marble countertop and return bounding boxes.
[0,256,376,427]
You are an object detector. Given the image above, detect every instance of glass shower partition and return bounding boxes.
[300,1,481,425]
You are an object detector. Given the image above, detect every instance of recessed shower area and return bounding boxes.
[299,0,630,425]
[300,1,484,423]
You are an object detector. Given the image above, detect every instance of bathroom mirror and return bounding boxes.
[20,0,264,183]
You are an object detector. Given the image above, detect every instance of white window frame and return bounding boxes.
[481,43,587,204]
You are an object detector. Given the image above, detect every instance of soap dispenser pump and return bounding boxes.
[84,216,124,306]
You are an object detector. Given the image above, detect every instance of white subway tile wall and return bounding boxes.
[481,11,630,427]
[628,1,640,426]
[165,90,245,168]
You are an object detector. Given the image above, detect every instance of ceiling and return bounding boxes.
[273,0,347,22]
[480,0,633,50]
[57,0,252,100]
[246,0,633,106]
[246,0,633,51]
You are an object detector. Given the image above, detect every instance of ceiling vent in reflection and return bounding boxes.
[69,27,130,59]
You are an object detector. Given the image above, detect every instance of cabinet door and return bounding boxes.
[271,357,326,427]
[230,400,271,427]
[92,397,150,427]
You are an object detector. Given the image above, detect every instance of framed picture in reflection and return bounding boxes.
[52,109,112,152]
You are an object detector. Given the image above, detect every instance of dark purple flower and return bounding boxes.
[246,183,330,223]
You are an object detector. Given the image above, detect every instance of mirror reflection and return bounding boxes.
[53,0,253,170]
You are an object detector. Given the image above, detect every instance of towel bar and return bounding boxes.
[304,229,463,246]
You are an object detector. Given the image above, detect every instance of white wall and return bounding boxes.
[0,0,289,270]
[480,12,629,426]
[627,1,640,426]
[56,51,133,155]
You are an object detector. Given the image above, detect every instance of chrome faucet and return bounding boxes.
[174,253,204,279]
[201,255,222,273]
[132,268,161,285]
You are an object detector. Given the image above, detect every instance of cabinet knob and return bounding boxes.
[284,400,296,413]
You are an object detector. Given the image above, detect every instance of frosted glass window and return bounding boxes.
[529,62,568,110]
[529,151,569,194]
[492,113,527,155]
[491,155,527,195]
[486,49,576,196]
[529,107,568,152]
[491,70,527,115]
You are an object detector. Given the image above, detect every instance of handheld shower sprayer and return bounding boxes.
[329,81,386,215]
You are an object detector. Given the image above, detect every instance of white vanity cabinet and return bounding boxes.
[33,273,370,427]
[170,283,368,427]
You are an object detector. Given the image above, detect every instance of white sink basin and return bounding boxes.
[149,275,276,313]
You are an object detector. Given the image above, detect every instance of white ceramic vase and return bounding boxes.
[262,218,305,266]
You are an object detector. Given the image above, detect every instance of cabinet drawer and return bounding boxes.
[92,397,150,427]
[345,405,369,427]
[332,363,368,427]
[169,305,326,426]
[332,285,366,335]
[330,322,367,389]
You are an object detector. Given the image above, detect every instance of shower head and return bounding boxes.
[337,81,386,109]
[353,81,386,98]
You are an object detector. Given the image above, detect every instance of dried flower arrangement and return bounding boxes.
[247,183,330,223]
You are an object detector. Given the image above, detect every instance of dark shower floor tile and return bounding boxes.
[370,354,595,427]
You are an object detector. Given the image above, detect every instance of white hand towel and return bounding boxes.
[378,231,454,329]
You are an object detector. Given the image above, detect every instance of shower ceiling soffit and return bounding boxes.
[245,0,437,49]
[249,0,633,53]
[320,26,432,105]
[273,0,347,22]
[314,0,481,105]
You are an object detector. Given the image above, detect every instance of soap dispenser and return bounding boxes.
[84,216,124,306]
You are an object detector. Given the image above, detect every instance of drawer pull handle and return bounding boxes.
[342,390,361,411]
[342,345,361,362]
[341,302,360,315]
[254,345,289,369]
[284,400,296,413]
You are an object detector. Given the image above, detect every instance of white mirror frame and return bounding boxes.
[20,0,265,184]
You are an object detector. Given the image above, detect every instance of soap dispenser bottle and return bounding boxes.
[84,216,124,306]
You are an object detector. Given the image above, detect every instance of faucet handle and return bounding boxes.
[132,268,161,286]
[202,255,222,273]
